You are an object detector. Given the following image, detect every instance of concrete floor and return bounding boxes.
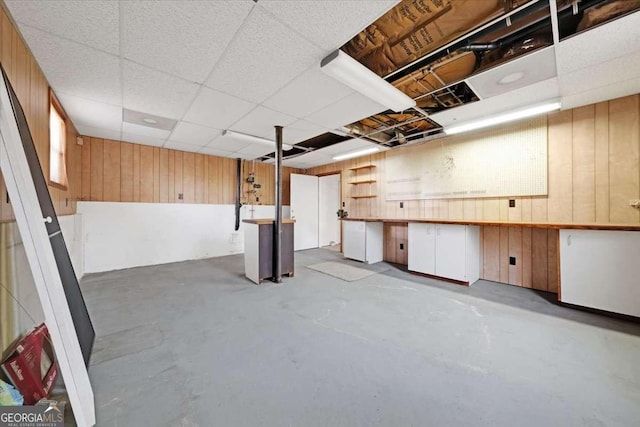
[82,249,640,426]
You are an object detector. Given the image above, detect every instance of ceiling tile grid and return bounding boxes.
[5,0,120,55]
[182,87,257,130]
[19,26,121,106]
[229,106,298,139]
[204,6,325,104]
[167,122,222,147]
[75,125,121,143]
[56,93,122,132]
[121,1,254,83]
[305,92,386,130]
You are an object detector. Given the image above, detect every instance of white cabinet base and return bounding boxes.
[343,221,383,264]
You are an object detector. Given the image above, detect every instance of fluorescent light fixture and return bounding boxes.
[332,147,380,161]
[222,129,293,151]
[445,101,561,135]
[321,50,416,112]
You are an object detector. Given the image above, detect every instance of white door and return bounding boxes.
[290,173,319,250]
[318,174,341,247]
[408,223,436,275]
[435,224,467,281]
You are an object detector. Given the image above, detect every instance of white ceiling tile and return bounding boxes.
[5,1,119,54]
[122,122,171,139]
[430,78,560,128]
[556,11,640,75]
[163,140,203,153]
[76,125,121,142]
[467,47,557,99]
[282,119,329,144]
[305,92,386,129]
[168,122,221,147]
[57,93,122,131]
[205,7,324,103]
[19,26,121,105]
[183,87,256,130]
[263,64,354,117]
[121,132,166,148]
[236,144,275,157]
[199,146,235,158]
[123,60,200,119]
[122,1,253,83]
[561,76,640,110]
[259,0,399,51]
[230,106,298,139]
[559,51,640,97]
[206,136,250,153]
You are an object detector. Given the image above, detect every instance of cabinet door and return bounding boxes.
[343,221,366,262]
[408,223,436,275]
[435,224,467,281]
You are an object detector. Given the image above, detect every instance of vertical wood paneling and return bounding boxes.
[195,154,205,204]
[174,151,183,203]
[572,105,596,222]
[594,102,610,223]
[608,95,640,223]
[89,138,103,201]
[103,139,121,202]
[159,149,169,203]
[182,152,195,204]
[508,227,522,286]
[531,228,548,291]
[153,148,160,203]
[499,227,509,284]
[81,141,91,201]
[168,150,175,203]
[132,144,141,202]
[547,110,573,222]
[521,227,532,288]
[120,142,133,202]
[482,226,500,282]
[547,229,559,294]
[139,146,154,203]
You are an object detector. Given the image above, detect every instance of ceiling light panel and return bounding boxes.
[75,125,121,142]
[183,87,256,130]
[556,11,640,76]
[205,7,324,103]
[19,26,121,105]
[258,0,398,51]
[466,46,557,99]
[305,92,386,130]
[122,1,253,83]
[262,65,354,118]
[230,106,298,139]
[57,93,122,131]
[5,0,120,54]
[168,122,221,147]
[123,60,200,119]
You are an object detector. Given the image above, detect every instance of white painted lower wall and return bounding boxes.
[76,202,290,274]
[58,214,84,279]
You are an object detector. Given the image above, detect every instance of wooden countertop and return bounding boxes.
[243,218,296,225]
[341,217,640,231]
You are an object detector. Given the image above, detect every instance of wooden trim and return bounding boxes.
[408,269,469,286]
[315,170,342,177]
[341,217,640,231]
[48,89,68,191]
[351,195,377,199]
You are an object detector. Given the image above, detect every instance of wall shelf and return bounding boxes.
[348,165,376,171]
[351,195,377,199]
[349,180,377,185]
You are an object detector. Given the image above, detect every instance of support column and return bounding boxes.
[273,125,283,282]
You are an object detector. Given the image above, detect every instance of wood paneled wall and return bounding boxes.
[307,95,640,291]
[80,137,299,206]
[0,7,81,221]
[383,223,408,265]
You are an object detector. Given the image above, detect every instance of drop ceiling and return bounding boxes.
[4,0,640,169]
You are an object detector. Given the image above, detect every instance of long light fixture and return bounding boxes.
[222,129,292,150]
[444,101,562,135]
[321,50,416,112]
[332,147,380,161]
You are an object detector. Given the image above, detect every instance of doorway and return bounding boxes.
[319,173,341,249]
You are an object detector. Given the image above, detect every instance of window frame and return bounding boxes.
[48,91,68,190]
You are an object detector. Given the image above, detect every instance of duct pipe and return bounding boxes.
[273,126,283,283]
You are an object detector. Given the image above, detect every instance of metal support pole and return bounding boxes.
[273,125,283,282]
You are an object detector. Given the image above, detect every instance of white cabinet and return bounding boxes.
[408,223,480,284]
[560,229,640,317]
[343,221,383,264]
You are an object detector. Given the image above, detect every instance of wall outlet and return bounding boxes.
[399,243,404,250]
[509,256,516,266]
[630,200,640,209]
[178,193,184,200]
[509,199,516,208]
[399,202,404,208]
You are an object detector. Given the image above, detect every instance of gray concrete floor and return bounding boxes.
[82,249,640,426]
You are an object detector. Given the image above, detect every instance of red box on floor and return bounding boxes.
[1,323,58,405]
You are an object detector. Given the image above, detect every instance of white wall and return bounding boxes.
[58,214,84,279]
[76,202,290,274]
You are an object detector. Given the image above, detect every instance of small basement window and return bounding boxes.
[49,95,68,189]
